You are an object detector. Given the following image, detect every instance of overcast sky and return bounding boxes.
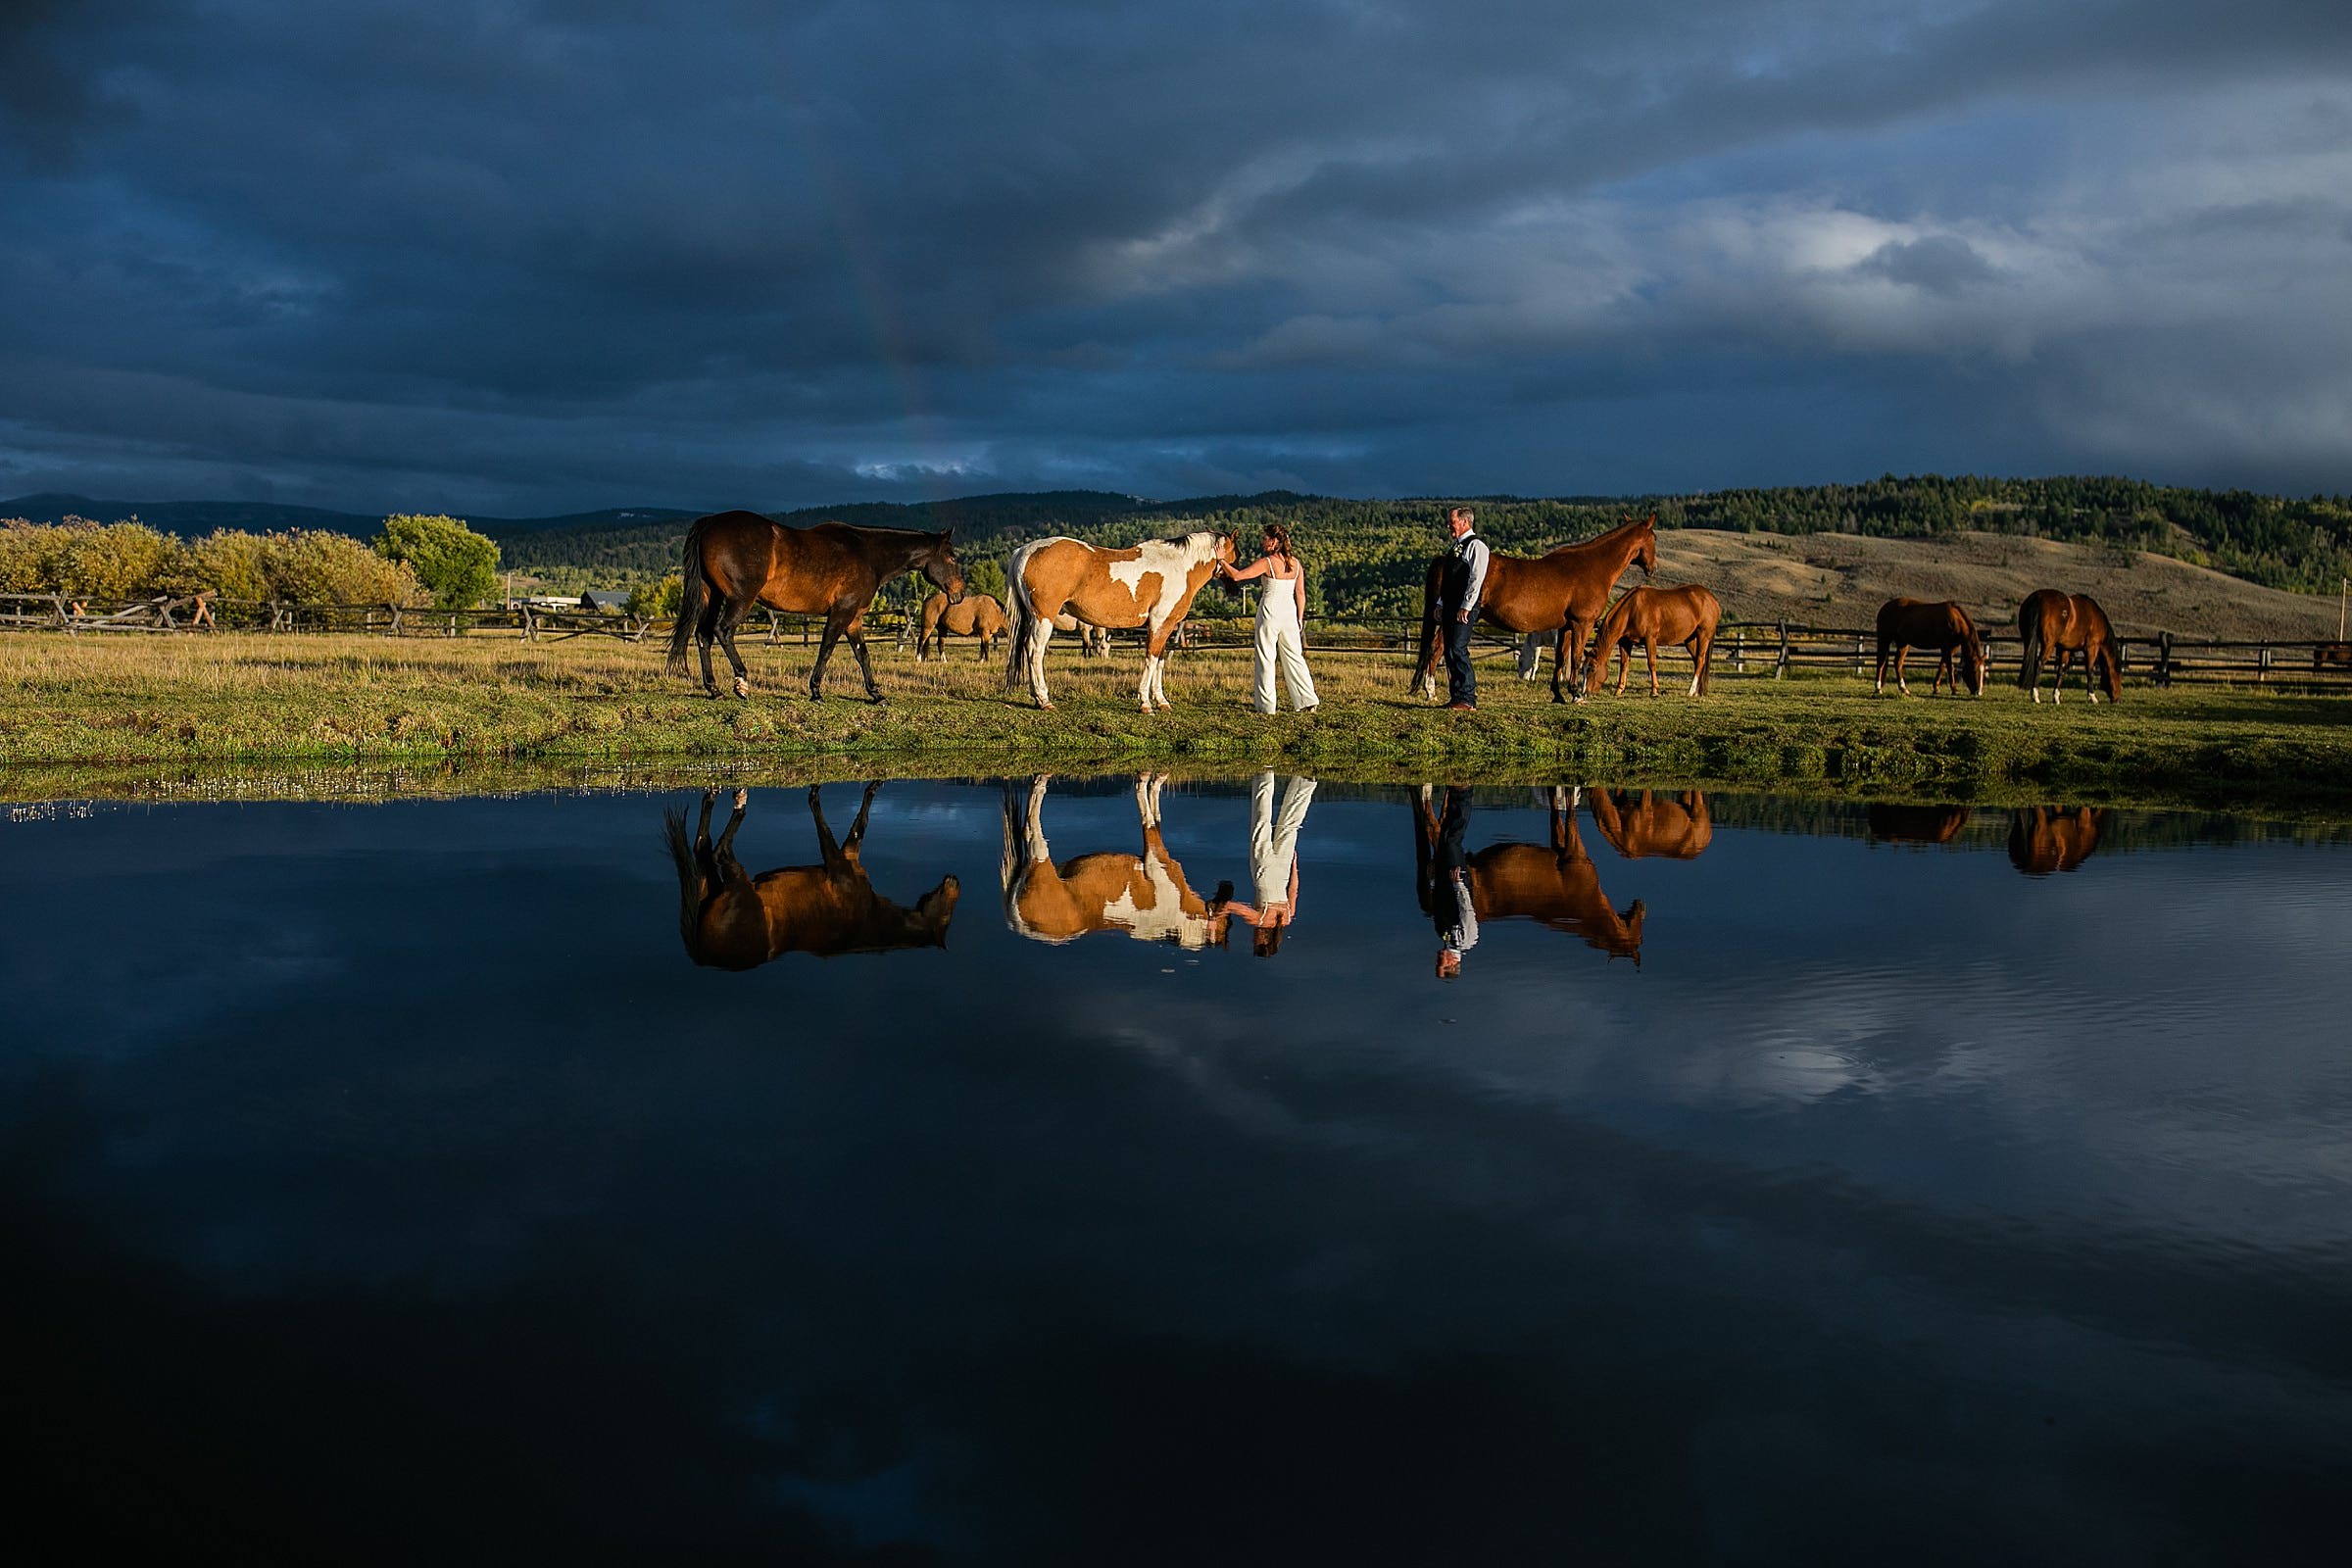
[4,0,2351,514]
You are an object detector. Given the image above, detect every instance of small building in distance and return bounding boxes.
[579,590,631,613]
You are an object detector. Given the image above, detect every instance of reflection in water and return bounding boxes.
[1589,787,1713,858]
[1415,784,1646,977]
[1868,803,1974,844]
[1001,773,1229,948]
[2009,806,2109,875]
[663,784,959,967]
[1216,772,1318,957]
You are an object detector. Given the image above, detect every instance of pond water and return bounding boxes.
[4,776,2350,1564]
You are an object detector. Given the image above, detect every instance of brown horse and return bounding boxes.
[667,510,965,703]
[1875,598,1986,697]
[1867,804,1973,845]
[1412,514,1658,704]
[1001,773,1229,948]
[2017,589,2122,705]
[917,591,1009,661]
[1414,785,1645,961]
[2007,806,2108,875]
[1004,532,1234,710]
[1588,789,1712,858]
[663,785,959,968]
[1586,584,1721,697]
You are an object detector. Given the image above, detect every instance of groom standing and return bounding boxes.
[1438,506,1491,711]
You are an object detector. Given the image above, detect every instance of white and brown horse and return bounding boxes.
[1004,531,1234,710]
[1000,774,1229,949]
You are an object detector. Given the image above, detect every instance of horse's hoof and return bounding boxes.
[869,694,889,707]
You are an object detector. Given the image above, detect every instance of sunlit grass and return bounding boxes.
[2,629,2347,808]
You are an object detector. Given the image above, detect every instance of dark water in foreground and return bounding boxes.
[4,777,2350,1564]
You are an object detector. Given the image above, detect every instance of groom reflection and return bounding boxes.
[1413,785,1646,978]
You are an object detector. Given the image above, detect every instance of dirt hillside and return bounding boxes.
[1649,529,2345,639]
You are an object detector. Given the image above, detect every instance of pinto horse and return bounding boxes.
[667,510,964,702]
[1875,598,1986,697]
[1412,514,1658,705]
[1413,785,1645,961]
[1000,773,1229,948]
[1588,789,1712,858]
[1586,584,1721,698]
[2007,806,2108,875]
[1004,532,1234,710]
[662,785,959,968]
[2017,589,2122,705]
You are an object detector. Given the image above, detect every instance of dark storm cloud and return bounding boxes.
[3,0,2351,512]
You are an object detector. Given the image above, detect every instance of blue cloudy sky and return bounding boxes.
[4,0,2351,514]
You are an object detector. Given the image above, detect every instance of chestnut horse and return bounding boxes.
[1412,514,1658,705]
[1000,773,1229,948]
[1588,789,1712,858]
[1875,598,1986,697]
[1867,804,1973,845]
[662,785,958,968]
[1004,531,1234,710]
[2017,589,2122,705]
[1413,785,1645,961]
[917,591,1009,661]
[667,510,965,702]
[1586,584,1721,697]
[2007,806,2108,875]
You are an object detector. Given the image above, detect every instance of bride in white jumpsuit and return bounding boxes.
[1218,523,1320,715]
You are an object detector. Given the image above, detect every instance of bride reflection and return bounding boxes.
[1001,773,1231,948]
[1414,785,1645,978]
[663,785,959,968]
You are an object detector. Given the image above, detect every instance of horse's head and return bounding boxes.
[923,530,966,605]
[1211,531,1239,569]
[1633,514,1657,577]
[912,875,960,948]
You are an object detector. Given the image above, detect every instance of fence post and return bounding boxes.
[1852,633,1864,677]
[2156,631,2172,689]
[1774,619,1790,680]
[2258,642,2271,683]
[1733,628,1744,674]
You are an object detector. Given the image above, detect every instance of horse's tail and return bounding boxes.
[2015,595,2045,691]
[1410,555,1444,698]
[661,808,701,951]
[1003,546,1036,693]
[666,516,711,672]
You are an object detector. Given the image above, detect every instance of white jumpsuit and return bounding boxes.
[1251,571,1319,714]
[1250,771,1319,905]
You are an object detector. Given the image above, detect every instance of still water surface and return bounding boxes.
[4,777,2350,1563]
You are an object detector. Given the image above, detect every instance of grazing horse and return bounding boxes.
[1586,584,1722,698]
[1588,789,1712,858]
[667,510,965,703]
[1867,804,1973,845]
[1875,599,1986,697]
[662,785,958,968]
[1000,773,1229,948]
[1413,785,1644,961]
[917,591,1009,661]
[1004,532,1234,710]
[2017,589,2122,705]
[2007,806,2108,875]
[1412,514,1659,705]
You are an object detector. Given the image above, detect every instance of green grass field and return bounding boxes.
[2,630,2347,809]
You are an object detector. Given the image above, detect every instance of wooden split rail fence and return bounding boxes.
[6,592,2349,688]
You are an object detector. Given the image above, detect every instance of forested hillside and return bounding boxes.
[494,475,2352,618]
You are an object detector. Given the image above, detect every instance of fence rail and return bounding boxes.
[6,592,2349,688]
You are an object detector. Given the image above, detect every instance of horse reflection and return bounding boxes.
[664,785,958,968]
[1868,804,1973,845]
[1001,773,1229,948]
[2008,807,2108,875]
[1587,789,1712,859]
[1414,785,1644,964]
